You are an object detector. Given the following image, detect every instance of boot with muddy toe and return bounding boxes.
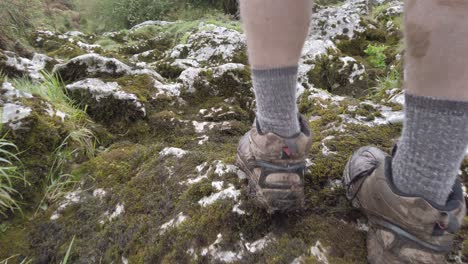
[236,115,312,213]
[343,146,466,264]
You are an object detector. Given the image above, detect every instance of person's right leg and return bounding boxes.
[344,0,468,263]
[392,0,468,206]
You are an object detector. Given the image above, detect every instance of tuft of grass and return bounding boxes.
[37,127,97,213]
[364,44,387,69]
[0,139,27,217]
[12,72,88,123]
[60,236,75,264]
[1,236,74,264]
[11,72,99,213]
[369,67,403,102]
[0,255,32,264]
[0,71,5,84]
[376,67,402,91]
[369,3,390,20]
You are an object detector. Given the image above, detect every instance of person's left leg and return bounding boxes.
[236,0,313,212]
[240,0,313,138]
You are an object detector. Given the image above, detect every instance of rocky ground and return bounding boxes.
[0,0,467,263]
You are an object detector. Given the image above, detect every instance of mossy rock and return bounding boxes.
[155,61,185,80]
[335,18,401,57]
[53,54,133,83]
[189,64,254,109]
[66,79,147,125]
[47,42,87,60]
[0,50,25,78]
[307,52,369,97]
[1,97,69,208]
[102,31,129,44]
[199,103,250,122]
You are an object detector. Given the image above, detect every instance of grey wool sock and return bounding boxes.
[252,66,300,138]
[393,93,468,206]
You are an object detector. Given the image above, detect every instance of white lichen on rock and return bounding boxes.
[201,234,244,263]
[198,184,241,207]
[159,147,188,158]
[109,203,125,221]
[310,241,330,264]
[159,212,188,234]
[169,24,245,65]
[53,54,163,82]
[1,103,32,130]
[2,51,55,80]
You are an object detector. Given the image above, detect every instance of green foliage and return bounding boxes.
[364,44,387,69]
[315,0,346,6]
[0,0,79,52]
[0,139,27,217]
[0,0,40,39]
[76,0,238,32]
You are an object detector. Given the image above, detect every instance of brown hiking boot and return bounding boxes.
[344,146,466,264]
[236,115,312,213]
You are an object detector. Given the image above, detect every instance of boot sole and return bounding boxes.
[366,220,447,264]
[236,154,305,213]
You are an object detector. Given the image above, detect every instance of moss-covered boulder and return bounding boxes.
[53,54,133,83]
[310,0,368,42]
[53,54,163,83]
[32,30,101,59]
[167,24,246,66]
[154,59,201,80]
[0,50,56,80]
[65,78,147,123]
[307,52,368,97]
[179,63,253,105]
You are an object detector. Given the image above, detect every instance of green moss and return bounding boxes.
[262,236,309,263]
[307,123,401,205]
[192,66,253,110]
[2,98,68,207]
[114,74,154,103]
[155,61,184,80]
[147,111,196,142]
[75,142,147,188]
[0,215,31,260]
[231,47,248,65]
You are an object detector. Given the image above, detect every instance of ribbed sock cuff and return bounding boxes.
[252,65,300,138]
[405,93,468,116]
[251,66,298,79]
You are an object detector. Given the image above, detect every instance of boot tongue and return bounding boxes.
[283,138,299,158]
[437,211,461,233]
